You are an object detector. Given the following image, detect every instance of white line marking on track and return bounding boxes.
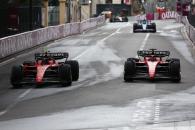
[0,111,7,116]
[154,99,160,124]
[140,33,150,50]
[135,33,150,58]
[0,89,32,116]
[18,89,32,99]
[73,27,123,60]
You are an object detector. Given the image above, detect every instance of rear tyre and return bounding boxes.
[110,18,113,22]
[58,65,72,87]
[151,23,156,33]
[169,58,181,82]
[133,23,137,33]
[124,17,128,22]
[10,65,23,88]
[124,59,136,82]
[65,60,79,81]
[153,26,156,33]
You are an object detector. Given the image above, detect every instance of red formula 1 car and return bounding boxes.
[124,49,181,82]
[10,52,79,88]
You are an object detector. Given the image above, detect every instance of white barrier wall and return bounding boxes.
[0,16,105,59]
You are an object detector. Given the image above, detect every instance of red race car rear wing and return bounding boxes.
[137,50,170,57]
[35,52,69,60]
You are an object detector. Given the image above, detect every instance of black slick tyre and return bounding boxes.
[133,23,137,33]
[65,60,79,81]
[58,65,72,87]
[153,23,156,33]
[169,58,181,82]
[10,65,23,88]
[124,17,128,22]
[153,25,156,33]
[124,59,136,82]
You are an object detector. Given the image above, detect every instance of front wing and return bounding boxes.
[133,29,156,33]
[21,68,63,84]
[125,64,176,80]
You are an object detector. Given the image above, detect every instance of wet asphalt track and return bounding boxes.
[0,18,195,129]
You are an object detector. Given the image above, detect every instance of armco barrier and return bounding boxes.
[0,16,105,59]
[70,22,80,35]
[63,23,71,37]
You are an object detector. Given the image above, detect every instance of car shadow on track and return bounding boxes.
[10,84,72,89]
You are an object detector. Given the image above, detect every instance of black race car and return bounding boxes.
[124,49,181,82]
[10,52,79,88]
[133,20,156,33]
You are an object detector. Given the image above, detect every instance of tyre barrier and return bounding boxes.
[0,15,105,59]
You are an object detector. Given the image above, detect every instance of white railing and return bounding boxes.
[0,15,105,59]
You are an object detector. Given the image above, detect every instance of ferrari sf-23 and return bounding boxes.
[124,49,181,82]
[10,52,79,88]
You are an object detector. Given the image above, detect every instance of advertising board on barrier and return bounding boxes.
[161,11,178,20]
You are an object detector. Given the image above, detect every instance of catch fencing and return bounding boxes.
[0,15,105,59]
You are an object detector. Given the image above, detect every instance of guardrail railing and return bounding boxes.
[0,15,105,59]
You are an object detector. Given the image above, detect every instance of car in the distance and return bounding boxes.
[110,15,128,22]
[133,20,156,33]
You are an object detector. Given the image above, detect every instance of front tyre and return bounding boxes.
[58,65,72,87]
[65,60,79,81]
[133,23,137,33]
[151,23,156,33]
[10,65,23,88]
[124,59,136,82]
[169,58,181,82]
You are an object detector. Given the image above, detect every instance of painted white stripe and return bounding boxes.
[140,33,150,50]
[0,89,32,116]
[154,99,160,124]
[18,89,32,99]
[135,33,150,58]
[0,111,7,116]
[73,27,122,60]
